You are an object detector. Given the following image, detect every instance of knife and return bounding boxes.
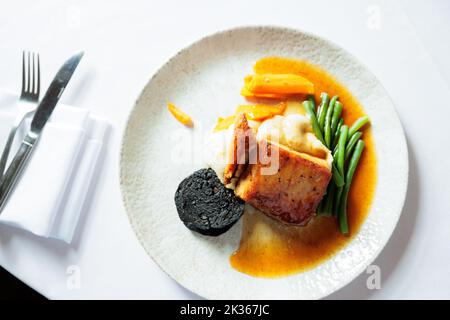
[0,52,84,213]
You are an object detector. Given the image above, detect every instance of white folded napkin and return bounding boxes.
[0,91,108,243]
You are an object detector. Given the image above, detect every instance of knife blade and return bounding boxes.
[0,52,84,213]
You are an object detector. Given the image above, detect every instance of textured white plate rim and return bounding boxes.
[119,25,409,299]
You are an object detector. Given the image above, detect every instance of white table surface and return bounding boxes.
[0,0,449,299]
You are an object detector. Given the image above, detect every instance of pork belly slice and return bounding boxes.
[234,140,331,226]
[223,113,257,185]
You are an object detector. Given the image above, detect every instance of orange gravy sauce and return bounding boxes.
[230,57,377,277]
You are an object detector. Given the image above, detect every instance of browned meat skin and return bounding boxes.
[234,140,331,226]
[223,113,257,185]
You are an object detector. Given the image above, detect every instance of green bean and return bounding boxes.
[349,116,369,137]
[345,140,365,191]
[333,118,344,148]
[334,186,344,217]
[308,95,316,110]
[336,125,348,175]
[324,99,335,148]
[338,140,365,234]
[323,183,336,216]
[332,163,345,187]
[316,92,329,119]
[330,101,343,148]
[329,95,338,106]
[317,93,330,129]
[303,100,325,145]
[333,124,349,218]
[345,132,362,160]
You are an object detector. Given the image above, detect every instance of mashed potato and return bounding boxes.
[256,114,331,163]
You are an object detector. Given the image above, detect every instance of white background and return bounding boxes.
[0,0,449,299]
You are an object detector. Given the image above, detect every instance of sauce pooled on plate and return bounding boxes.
[230,57,377,277]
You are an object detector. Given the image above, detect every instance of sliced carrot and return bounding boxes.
[235,102,287,121]
[167,102,193,127]
[240,86,288,99]
[245,73,314,95]
[253,56,306,75]
[213,115,235,132]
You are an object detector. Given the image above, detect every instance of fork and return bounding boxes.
[0,51,40,176]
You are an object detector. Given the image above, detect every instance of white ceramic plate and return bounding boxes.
[120,26,408,299]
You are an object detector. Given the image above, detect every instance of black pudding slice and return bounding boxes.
[175,168,245,236]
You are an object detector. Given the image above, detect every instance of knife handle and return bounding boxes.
[0,136,36,213]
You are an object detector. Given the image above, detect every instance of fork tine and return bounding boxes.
[30,52,36,94]
[31,52,37,94]
[26,51,31,93]
[36,53,40,98]
[21,51,25,95]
